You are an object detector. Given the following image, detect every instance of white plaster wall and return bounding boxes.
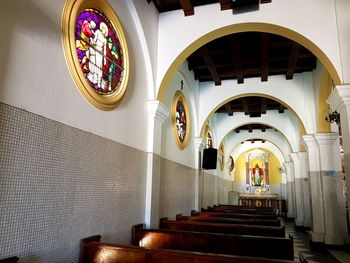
[199,74,316,135]
[226,130,292,162]
[156,0,342,91]
[161,63,198,168]
[0,0,153,152]
[231,141,285,165]
[128,0,159,99]
[335,0,350,84]
[215,110,301,152]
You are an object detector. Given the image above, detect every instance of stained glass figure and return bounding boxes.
[75,9,123,95]
[175,99,187,143]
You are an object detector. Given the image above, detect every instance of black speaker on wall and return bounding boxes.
[202,148,217,170]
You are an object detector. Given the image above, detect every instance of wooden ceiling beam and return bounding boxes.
[224,104,234,116]
[219,0,232,10]
[286,43,300,79]
[248,125,253,133]
[231,36,244,84]
[260,0,272,3]
[242,99,249,115]
[200,46,221,85]
[179,0,194,16]
[278,104,285,113]
[261,33,269,82]
[261,97,267,114]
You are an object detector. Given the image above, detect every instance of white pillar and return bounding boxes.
[290,153,304,227]
[298,152,311,228]
[145,100,169,228]
[194,137,205,210]
[328,85,350,233]
[284,161,296,219]
[314,133,345,245]
[303,135,325,242]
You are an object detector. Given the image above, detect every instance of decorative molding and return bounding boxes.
[327,85,350,110]
[147,100,169,123]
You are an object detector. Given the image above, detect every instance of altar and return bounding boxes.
[238,190,286,215]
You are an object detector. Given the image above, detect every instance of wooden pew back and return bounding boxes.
[160,218,285,237]
[192,210,278,220]
[81,236,295,263]
[132,224,294,260]
[176,214,281,226]
[0,257,19,263]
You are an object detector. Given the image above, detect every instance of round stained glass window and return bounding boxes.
[62,0,129,110]
[172,91,190,150]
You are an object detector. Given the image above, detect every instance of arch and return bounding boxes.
[199,90,308,139]
[225,130,292,162]
[230,141,285,165]
[157,22,341,102]
[214,110,300,152]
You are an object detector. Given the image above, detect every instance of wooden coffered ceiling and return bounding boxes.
[188,32,317,85]
[147,0,271,16]
[216,96,286,117]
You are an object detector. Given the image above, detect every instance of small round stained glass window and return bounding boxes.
[172,91,190,150]
[62,0,129,110]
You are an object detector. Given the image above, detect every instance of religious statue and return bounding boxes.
[252,164,263,186]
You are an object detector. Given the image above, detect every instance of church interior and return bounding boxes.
[1,0,350,262]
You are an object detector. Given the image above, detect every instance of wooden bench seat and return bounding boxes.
[214,204,275,212]
[176,214,281,226]
[202,207,276,215]
[206,205,276,214]
[81,235,295,263]
[132,223,294,260]
[191,210,279,220]
[160,217,285,237]
[0,257,19,263]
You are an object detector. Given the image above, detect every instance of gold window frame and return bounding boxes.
[172,90,191,150]
[62,0,129,110]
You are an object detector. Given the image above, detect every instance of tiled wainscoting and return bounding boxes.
[0,103,147,262]
[160,158,195,218]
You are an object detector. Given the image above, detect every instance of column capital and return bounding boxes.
[194,137,205,152]
[297,152,308,161]
[289,152,300,162]
[314,133,338,146]
[327,85,350,110]
[302,134,317,147]
[147,100,170,123]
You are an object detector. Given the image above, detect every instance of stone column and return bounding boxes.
[303,135,325,242]
[290,153,304,227]
[284,161,296,219]
[298,152,311,228]
[328,85,350,231]
[314,133,344,245]
[145,100,169,228]
[194,137,205,210]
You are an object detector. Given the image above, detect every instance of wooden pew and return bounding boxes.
[202,207,276,215]
[81,235,295,263]
[214,204,275,212]
[192,210,278,220]
[206,205,276,214]
[176,214,281,226]
[132,223,294,260]
[160,217,285,237]
[0,257,19,263]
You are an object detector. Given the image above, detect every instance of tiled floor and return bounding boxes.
[284,220,350,263]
